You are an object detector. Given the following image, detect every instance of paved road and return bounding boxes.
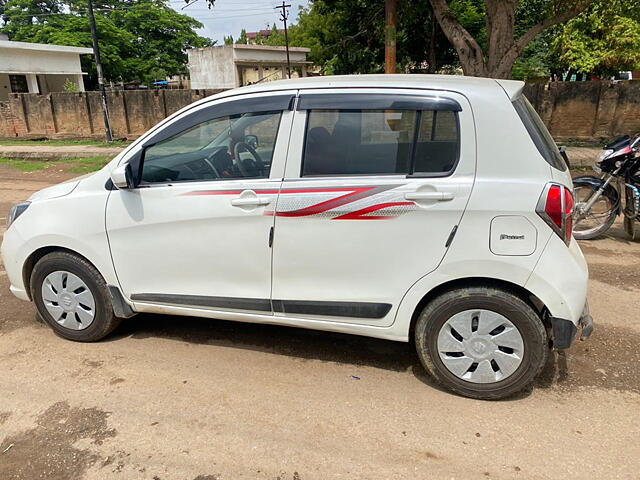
[1,165,639,480]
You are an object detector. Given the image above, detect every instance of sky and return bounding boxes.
[168,0,310,44]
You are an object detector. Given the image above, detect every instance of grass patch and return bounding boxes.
[0,138,129,148]
[0,156,111,174]
[0,157,49,171]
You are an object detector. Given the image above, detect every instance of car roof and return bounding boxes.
[208,74,523,101]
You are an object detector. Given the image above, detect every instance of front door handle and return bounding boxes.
[405,191,455,201]
[230,190,271,208]
[231,196,271,207]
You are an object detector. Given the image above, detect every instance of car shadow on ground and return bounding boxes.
[108,313,640,400]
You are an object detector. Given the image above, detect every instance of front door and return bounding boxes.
[106,93,294,313]
[271,89,476,326]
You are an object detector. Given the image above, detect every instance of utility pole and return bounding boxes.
[87,0,113,141]
[275,1,292,79]
[385,0,397,74]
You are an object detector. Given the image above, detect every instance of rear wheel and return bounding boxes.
[31,251,121,342]
[415,287,548,400]
[573,181,617,240]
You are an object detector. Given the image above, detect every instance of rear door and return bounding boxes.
[271,88,476,326]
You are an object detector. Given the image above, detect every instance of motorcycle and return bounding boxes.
[572,134,640,240]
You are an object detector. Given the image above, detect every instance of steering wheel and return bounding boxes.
[233,141,262,177]
[202,153,221,178]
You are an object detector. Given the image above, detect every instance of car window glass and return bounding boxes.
[141,111,282,184]
[302,108,459,177]
[512,96,566,171]
[413,110,460,174]
[303,109,416,176]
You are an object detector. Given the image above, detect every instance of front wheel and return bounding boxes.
[415,287,548,400]
[31,251,121,342]
[573,180,617,240]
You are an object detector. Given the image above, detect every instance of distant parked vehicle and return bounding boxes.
[573,134,640,240]
[2,75,593,400]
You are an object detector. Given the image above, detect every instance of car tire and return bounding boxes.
[30,251,121,342]
[415,286,548,400]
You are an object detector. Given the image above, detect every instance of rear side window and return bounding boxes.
[302,108,460,177]
[512,96,566,171]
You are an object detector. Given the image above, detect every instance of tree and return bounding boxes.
[230,1,463,75]
[549,0,640,78]
[0,0,212,85]
[428,0,593,78]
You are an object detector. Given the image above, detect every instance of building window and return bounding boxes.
[9,75,29,93]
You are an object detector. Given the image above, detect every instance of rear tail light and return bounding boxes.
[536,183,574,245]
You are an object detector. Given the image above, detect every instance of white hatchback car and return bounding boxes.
[2,75,593,399]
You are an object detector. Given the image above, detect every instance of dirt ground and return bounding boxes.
[1,164,639,480]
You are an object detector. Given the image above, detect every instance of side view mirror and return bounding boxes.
[110,164,132,189]
[110,150,143,189]
[244,134,258,149]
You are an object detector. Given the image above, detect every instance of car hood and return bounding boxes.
[27,173,93,202]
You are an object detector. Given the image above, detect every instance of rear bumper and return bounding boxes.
[550,301,593,349]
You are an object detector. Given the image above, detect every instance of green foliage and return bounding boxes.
[550,0,640,76]
[228,1,462,75]
[62,78,80,92]
[512,36,553,80]
[0,0,213,84]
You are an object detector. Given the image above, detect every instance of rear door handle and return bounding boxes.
[404,191,455,201]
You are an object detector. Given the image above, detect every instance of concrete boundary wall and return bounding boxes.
[523,81,640,141]
[1,82,639,141]
[0,89,225,140]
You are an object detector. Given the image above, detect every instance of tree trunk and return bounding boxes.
[428,0,487,76]
[427,13,437,73]
[484,0,518,78]
[428,0,593,79]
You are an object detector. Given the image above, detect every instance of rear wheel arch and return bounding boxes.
[408,277,548,342]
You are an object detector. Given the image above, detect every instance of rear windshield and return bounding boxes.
[512,95,567,171]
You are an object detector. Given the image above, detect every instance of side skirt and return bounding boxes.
[130,293,391,320]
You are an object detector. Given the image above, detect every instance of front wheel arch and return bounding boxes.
[23,246,101,301]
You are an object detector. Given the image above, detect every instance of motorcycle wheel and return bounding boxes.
[573,181,618,240]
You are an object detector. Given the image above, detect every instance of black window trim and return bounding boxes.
[299,103,461,179]
[296,93,462,112]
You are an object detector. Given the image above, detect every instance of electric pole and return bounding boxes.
[88,0,113,141]
[385,0,397,74]
[275,1,292,79]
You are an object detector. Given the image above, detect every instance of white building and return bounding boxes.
[0,35,93,101]
[188,44,312,90]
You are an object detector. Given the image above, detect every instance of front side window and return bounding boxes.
[141,110,282,184]
[302,108,459,177]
